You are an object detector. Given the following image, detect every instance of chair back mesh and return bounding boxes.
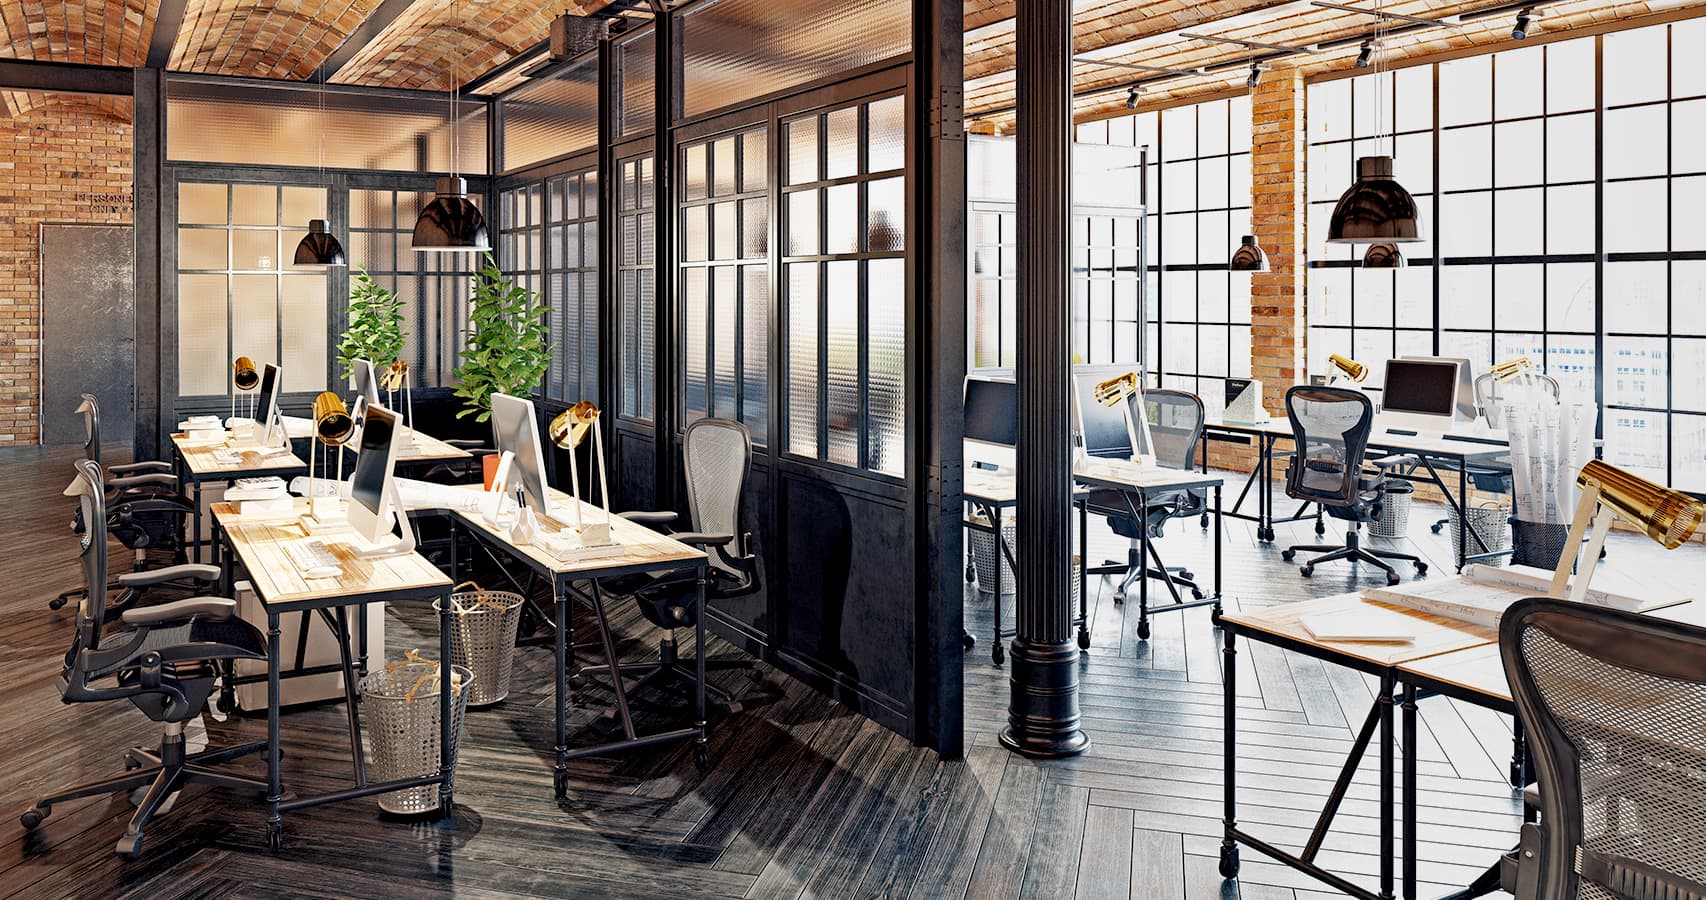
[78,393,102,466]
[1283,386,1374,507]
[1143,390,1205,472]
[682,418,751,578]
[1502,598,1706,900]
[72,460,110,655]
[1475,372,1560,429]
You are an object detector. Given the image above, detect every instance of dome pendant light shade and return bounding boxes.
[1326,156,1421,243]
[293,218,347,267]
[1362,242,1405,268]
[413,175,490,252]
[1229,235,1268,271]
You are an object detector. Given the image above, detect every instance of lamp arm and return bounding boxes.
[1549,482,1602,599]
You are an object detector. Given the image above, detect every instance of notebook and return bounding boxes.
[1300,613,1419,643]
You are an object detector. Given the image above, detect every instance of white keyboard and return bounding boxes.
[283,539,342,578]
[213,448,242,465]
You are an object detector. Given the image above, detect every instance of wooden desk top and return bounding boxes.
[1221,592,1498,669]
[963,469,1090,506]
[1073,460,1224,494]
[350,427,473,463]
[438,484,705,577]
[1202,415,1509,461]
[212,498,450,608]
[172,433,307,478]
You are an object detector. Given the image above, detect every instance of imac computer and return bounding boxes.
[1401,355,1478,421]
[1378,358,1462,435]
[963,375,1017,471]
[347,358,382,441]
[344,403,415,557]
[243,363,285,447]
[490,392,577,527]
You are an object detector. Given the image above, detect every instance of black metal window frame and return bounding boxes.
[617,150,658,421]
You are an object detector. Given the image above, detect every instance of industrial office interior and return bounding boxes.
[1,0,1704,897]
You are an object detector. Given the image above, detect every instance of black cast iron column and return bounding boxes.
[1001,0,1088,759]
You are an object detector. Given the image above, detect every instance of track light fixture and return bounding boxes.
[1356,40,1376,68]
[1511,7,1535,39]
[1125,85,1143,109]
[1246,62,1266,88]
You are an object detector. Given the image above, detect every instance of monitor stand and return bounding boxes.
[348,480,417,558]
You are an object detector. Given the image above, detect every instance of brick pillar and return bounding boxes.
[1249,68,1307,415]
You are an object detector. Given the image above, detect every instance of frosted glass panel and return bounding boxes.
[787,190,819,255]
[179,229,227,269]
[178,275,227,396]
[714,267,738,417]
[787,117,819,185]
[788,263,819,457]
[743,265,769,442]
[713,138,738,198]
[825,107,859,181]
[233,230,278,270]
[867,177,904,252]
[867,258,904,476]
[179,183,227,224]
[867,95,905,173]
[825,183,857,254]
[232,185,277,226]
[231,275,278,371]
[713,202,738,261]
[742,197,768,259]
[742,130,768,193]
[684,268,708,413]
[281,187,326,225]
[825,260,858,466]
[281,275,327,393]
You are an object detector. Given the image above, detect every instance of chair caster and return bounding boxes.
[693,744,710,770]
[116,831,143,858]
[1257,526,1274,542]
[1415,562,1428,574]
[1281,549,1296,562]
[20,805,48,829]
[1431,521,1445,534]
[568,673,587,690]
[216,689,237,715]
[965,563,976,583]
[1199,513,1210,529]
[1179,570,1194,580]
[992,644,1005,666]
[1299,565,1313,578]
[1077,630,1090,650]
[1314,521,1326,536]
[1137,618,1151,640]
[49,594,70,611]
[961,631,976,649]
[1112,591,1125,604]
[1219,843,1240,878]
[1387,572,1401,586]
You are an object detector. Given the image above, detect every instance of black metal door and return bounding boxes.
[41,224,135,446]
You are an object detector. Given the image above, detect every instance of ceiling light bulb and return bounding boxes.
[1512,7,1534,39]
[1356,41,1375,68]
[1246,62,1265,88]
[1125,86,1142,109]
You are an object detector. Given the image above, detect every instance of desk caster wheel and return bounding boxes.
[216,689,236,716]
[20,805,48,829]
[1257,527,1274,542]
[1281,549,1296,562]
[1386,572,1401,586]
[116,832,143,858]
[992,644,1005,666]
[553,771,568,799]
[962,631,976,649]
[1112,591,1125,604]
[1211,604,1224,625]
[1199,513,1210,529]
[49,595,69,611]
[568,673,587,690]
[1137,619,1151,640]
[1218,843,1240,878]
[1414,562,1428,575]
[693,744,709,770]
[1299,565,1314,578]
[1077,630,1090,650]
[265,825,282,851]
[965,562,976,583]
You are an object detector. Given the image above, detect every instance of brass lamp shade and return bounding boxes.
[1327,156,1422,243]
[292,219,347,267]
[379,359,409,392]
[1093,372,1140,408]
[1491,356,1535,382]
[1328,353,1367,383]
[548,401,601,450]
[412,176,490,253]
[312,392,354,445]
[1576,460,1704,550]
[233,357,260,391]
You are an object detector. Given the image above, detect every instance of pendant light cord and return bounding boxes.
[451,0,461,181]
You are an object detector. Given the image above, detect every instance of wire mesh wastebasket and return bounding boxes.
[968,512,1017,595]
[360,652,473,815]
[433,582,525,707]
[1510,519,1571,570]
[1370,480,1414,538]
[1448,501,1511,564]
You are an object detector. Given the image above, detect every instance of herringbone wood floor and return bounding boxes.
[1,445,1698,899]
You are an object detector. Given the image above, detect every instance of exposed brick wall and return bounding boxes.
[1249,68,1308,421]
[0,99,132,446]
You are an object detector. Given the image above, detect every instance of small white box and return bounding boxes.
[233,580,385,711]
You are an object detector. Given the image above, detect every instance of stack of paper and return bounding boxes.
[1300,613,1418,643]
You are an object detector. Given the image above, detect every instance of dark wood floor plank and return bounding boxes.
[964,759,1047,898]
[1073,804,1135,900]
[1020,780,1089,899]
[1129,827,1187,900]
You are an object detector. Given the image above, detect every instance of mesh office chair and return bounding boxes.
[1279,386,1427,586]
[1496,597,1706,900]
[575,418,760,718]
[22,461,270,857]
[1085,390,1210,605]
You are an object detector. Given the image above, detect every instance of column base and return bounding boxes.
[999,637,1090,758]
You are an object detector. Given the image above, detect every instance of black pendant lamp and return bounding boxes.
[294,218,347,266]
[1326,155,1420,243]
[414,175,490,252]
[1362,241,1405,268]
[1229,235,1268,271]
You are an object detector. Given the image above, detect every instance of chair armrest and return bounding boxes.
[620,511,678,528]
[673,531,735,548]
[120,597,235,627]
[445,439,487,450]
[110,461,173,475]
[109,473,179,491]
[1368,454,1417,470]
[117,564,221,589]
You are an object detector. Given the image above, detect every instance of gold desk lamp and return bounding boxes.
[380,359,415,444]
[231,356,259,422]
[1549,460,1704,603]
[548,400,613,546]
[1491,356,1534,383]
[1091,371,1156,468]
[1327,353,1367,386]
[303,392,355,528]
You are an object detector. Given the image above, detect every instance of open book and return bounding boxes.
[1364,564,1690,629]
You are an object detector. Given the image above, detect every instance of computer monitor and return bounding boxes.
[490,392,572,525]
[1401,355,1478,421]
[963,375,1017,470]
[1071,365,1148,459]
[345,403,413,555]
[352,359,381,408]
[1379,358,1463,434]
[254,363,283,445]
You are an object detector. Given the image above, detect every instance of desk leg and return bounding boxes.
[1380,673,1396,900]
[554,585,569,799]
[991,505,1003,665]
[1402,683,1418,900]
[192,481,203,564]
[1219,629,1240,878]
[1212,485,1224,619]
[1259,436,1275,542]
[693,564,709,770]
[438,588,454,814]
[1137,498,1151,641]
[332,607,365,786]
[1457,465,1469,572]
[1077,498,1090,650]
[265,611,283,851]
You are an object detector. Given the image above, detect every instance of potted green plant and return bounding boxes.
[336,267,406,378]
[453,254,549,422]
